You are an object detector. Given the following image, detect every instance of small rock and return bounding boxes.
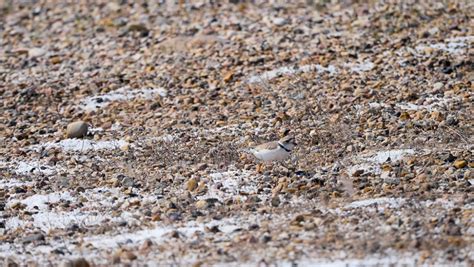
[60,258,90,267]
[186,178,198,191]
[352,169,364,177]
[433,82,444,91]
[206,225,221,233]
[195,200,208,209]
[223,71,234,83]
[128,23,149,35]
[293,214,305,223]
[151,214,161,221]
[353,88,366,97]
[3,257,18,267]
[121,250,137,261]
[272,17,288,26]
[399,112,410,121]
[439,152,456,162]
[430,111,443,121]
[50,56,62,64]
[271,196,280,207]
[140,238,154,251]
[454,160,467,169]
[22,233,45,244]
[383,177,400,185]
[66,121,89,138]
[28,47,46,58]
[122,176,135,187]
[261,234,272,243]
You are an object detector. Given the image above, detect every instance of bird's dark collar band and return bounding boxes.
[278,142,291,152]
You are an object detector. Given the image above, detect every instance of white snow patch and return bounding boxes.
[79,86,167,111]
[14,161,57,176]
[396,97,456,111]
[226,252,425,267]
[0,179,33,189]
[159,134,175,142]
[283,254,425,267]
[416,36,473,54]
[8,191,74,211]
[346,197,405,209]
[88,127,104,134]
[199,170,258,201]
[348,149,415,176]
[82,217,244,250]
[247,64,337,83]
[5,187,141,231]
[344,61,375,72]
[367,149,415,164]
[423,198,456,209]
[0,160,60,176]
[28,139,128,152]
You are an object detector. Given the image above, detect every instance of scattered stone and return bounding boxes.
[121,176,135,187]
[195,200,208,209]
[60,258,91,267]
[272,17,288,26]
[22,233,45,244]
[352,169,364,177]
[121,250,137,261]
[271,196,280,207]
[28,47,46,58]
[454,160,467,169]
[3,257,18,267]
[186,178,198,192]
[433,82,444,91]
[66,121,89,138]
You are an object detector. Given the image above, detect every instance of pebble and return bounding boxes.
[60,258,91,267]
[21,233,45,244]
[28,47,46,58]
[186,178,198,191]
[140,238,154,251]
[121,176,135,187]
[66,121,89,138]
[121,250,137,261]
[453,160,467,169]
[195,200,208,209]
[272,17,288,26]
[352,169,364,177]
[271,196,280,207]
[3,257,18,267]
[433,82,444,91]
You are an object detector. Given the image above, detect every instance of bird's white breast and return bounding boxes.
[252,147,290,162]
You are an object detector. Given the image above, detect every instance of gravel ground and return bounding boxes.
[0,1,473,266]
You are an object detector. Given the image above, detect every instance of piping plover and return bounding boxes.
[250,136,296,162]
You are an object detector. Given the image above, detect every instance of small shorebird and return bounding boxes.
[250,136,296,162]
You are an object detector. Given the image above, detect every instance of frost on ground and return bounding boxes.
[246,61,376,83]
[415,36,474,55]
[198,169,263,202]
[4,188,141,232]
[27,139,129,152]
[79,86,167,111]
[0,160,59,176]
[347,149,416,176]
[0,178,33,189]
[344,197,405,210]
[247,64,337,83]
